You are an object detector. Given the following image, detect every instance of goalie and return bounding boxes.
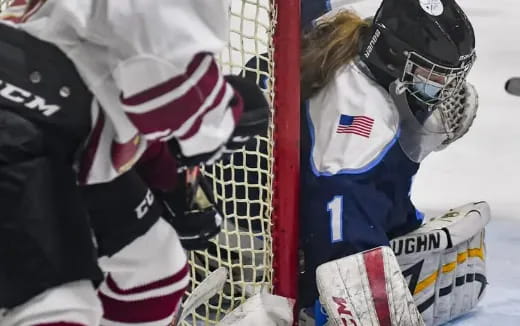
[298,0,488,325]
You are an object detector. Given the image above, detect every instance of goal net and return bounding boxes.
[183,0,300,324]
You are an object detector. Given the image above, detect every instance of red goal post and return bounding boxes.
[271,0,301,305]
[184,0,301,324]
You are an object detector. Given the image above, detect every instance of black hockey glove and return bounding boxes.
[169,74,269,168]
[157,167,222,251]
[224,74,270,142]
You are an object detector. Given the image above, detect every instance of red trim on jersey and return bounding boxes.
[363,248,392,326]
[120,53,208,106]
[136,141,179,191]
[20,0,44,22]
[0,0,27,23]
[0,15,22,23]
[99,286,187,323]
[35,323,86,326]
[124,60,223,135]
[11,0,28,6]
[178,83,238,140]
[110,134,141,173]
[178,112,204,141]
[78,111,105,185]
[105,264,189,295]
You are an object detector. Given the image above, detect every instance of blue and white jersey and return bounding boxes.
[299,61,424,306]
[306,63,399,175]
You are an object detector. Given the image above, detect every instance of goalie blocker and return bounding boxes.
[316,202,490,326]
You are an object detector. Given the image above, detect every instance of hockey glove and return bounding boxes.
[436,82,478,149]
[224,74,270,142]
[158,167,222,251]
[170,74,269,168]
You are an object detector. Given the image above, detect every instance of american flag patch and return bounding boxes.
[336,114,374,138]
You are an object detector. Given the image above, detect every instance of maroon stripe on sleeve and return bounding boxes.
[178,113,204,141]
[105,264,189,295]
[110,134,141,173]
[99,286,187,323]
[11,0,27,6]
[35,323,86,326]
[1,15,22,23]
[363,248,392,326]
[20,0,44,22]
[178,81,232,140]
[120,53,209,106]
[125,61,222,135]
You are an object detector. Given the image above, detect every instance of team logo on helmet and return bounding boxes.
[419,0,444,16]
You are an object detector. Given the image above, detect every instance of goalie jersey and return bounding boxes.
[299,62,424,306]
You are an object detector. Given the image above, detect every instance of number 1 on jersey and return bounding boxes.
[327,195,344,243]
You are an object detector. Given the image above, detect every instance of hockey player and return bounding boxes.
[0,1,269,326]
[298,0,487,324]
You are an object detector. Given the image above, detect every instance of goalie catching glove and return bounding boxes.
[157,167,222,251]
[436,81,478,148]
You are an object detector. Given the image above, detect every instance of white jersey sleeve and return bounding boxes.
[20,0,238,153]
[306,62,400,175]
[100,0,240,157]
[16,0,241,183]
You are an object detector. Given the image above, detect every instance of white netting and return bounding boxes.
[183,0,277,325]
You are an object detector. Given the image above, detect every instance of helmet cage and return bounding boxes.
[401,51,475,106]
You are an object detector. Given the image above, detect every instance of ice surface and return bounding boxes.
[416,1,520,324]
[341,0,520,324]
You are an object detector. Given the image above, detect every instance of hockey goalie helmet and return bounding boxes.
[361,0,476,106]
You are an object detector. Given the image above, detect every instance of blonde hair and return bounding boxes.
[301,10,371,100]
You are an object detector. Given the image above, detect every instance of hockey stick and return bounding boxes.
[172,266,228,326]
[505,77,520,96]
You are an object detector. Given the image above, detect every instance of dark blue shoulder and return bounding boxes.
[301,0,332,31]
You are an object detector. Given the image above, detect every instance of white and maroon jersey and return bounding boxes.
[7,0,241,184]
[0,0,27,22]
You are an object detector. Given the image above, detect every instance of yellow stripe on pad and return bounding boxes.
[412,245,485,295]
